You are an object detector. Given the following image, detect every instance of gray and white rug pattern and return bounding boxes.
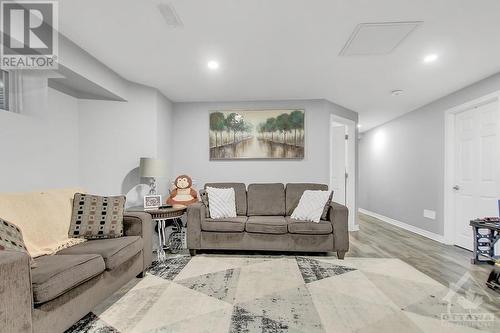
[66,255,498,333]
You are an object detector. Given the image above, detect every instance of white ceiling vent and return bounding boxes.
[158,3,183,28]
[339,21,422,56]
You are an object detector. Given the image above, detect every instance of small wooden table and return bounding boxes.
[127,206,186,262]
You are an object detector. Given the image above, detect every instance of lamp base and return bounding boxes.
[149,178,157,195]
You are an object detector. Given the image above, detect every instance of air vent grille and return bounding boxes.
[340,21,422,56]
[158,3,183,28]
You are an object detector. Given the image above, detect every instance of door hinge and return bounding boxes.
[345,172,349,179]
[345,134,349,140]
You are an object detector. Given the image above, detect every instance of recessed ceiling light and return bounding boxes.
[207,60,219,70]
[391,89,403,96]
[357,124,362,129]
[423,53,438,63]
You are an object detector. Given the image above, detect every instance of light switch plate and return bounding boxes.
[423,209,436,220]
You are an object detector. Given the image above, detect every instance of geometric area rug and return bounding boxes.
[66,255,499,333]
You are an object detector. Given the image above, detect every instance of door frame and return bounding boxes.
[443,91,500,245]
[330,121,347,205]
[329,114,358,231]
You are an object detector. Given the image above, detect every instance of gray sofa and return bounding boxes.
[0,212,152,333]
[187,183,349,258]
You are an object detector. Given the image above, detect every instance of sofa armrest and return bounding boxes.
[0,250,32,333]
[123,212,153,271]
[187,202,206,250]
[329,202,349,252]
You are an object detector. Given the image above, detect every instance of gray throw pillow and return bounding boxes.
[69,193,126,239]
[0,217,28,252]
[0,217,35,267]
[321,191,334,220]
[199,189,210,218]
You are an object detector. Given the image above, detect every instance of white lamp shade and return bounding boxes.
[139,158,166,178]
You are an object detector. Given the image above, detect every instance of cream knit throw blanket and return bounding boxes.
[0,188,86,257]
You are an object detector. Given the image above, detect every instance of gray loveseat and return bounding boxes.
[0,212,152,333]
[187,183,349,258]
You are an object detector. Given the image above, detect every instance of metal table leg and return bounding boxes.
[156,219,162,262]
[157,219,168,262]
[155,215,187,259]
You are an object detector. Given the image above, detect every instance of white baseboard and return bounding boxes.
[359,208,446,244]
[349,224,360,232]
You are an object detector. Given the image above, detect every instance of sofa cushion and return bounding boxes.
[290,190,332,223]
[247,183,285,216]
[0,217,29,254]
[246,216,287,234]
[206,187,237,219]
[57,236,142,270]
[286,217,333,235]
[205,183,247,215]
[201,217,247,232]
[321,191,334,220]
[0,218,37,268]
[199,189,211,218]
[285,183,328,216]
[69,193,126,239]
[31,254,105,304]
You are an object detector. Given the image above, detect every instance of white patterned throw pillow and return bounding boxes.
[206,187,237,219]
[291,190,332,223]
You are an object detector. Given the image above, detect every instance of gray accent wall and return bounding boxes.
[172,99,357,186]
[359,72,500,236]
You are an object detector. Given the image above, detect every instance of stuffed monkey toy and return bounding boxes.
[166,175,198,208]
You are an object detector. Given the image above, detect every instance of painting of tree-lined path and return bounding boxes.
[209,109,305,159]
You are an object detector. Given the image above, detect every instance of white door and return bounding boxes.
[453,100,500,250]
[331,124,347,205]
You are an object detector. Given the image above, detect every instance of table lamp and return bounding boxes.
[139,157,166,195]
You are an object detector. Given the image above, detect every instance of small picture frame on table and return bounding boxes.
[144,195,162,210]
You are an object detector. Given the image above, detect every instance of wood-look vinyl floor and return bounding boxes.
[354,212,500,313]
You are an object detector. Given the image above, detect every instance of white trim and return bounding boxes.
[443,91,500,246]
[359,208,446,243]
[330,115,357,232]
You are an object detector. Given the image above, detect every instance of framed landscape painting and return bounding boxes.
[209,109,305,160]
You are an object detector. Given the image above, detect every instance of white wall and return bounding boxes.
[2,37,357,213]
[172,99,358,190]
[2,75,355,217]
[58,36,175,202]
[0,38,175,202]
[359,71,500,237]
[0,81,79,192]
[58,35,128,100]
[156,91,174,188]
[78,82,174,201]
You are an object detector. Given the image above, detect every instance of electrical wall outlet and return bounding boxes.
[423,209,436,220]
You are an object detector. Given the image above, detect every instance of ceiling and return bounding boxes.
[58,0,500,130]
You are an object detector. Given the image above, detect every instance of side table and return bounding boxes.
[470,218,500,264]
[127,206,187,262]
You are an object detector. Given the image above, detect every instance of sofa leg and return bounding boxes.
[136,271,146,278]
[189,249,197,256]
[337,250,346,260]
